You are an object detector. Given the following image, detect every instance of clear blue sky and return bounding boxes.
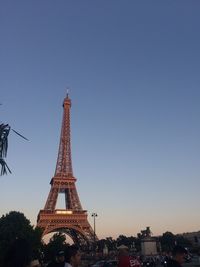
[1,1,200,239]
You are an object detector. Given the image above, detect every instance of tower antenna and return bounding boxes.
[66,87,70,98]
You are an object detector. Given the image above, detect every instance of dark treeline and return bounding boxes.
[0,211,199,267]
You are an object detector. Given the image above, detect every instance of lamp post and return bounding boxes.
[91,212,98,248]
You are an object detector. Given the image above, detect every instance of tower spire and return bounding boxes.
[66,87,70,98]
[55,94,73,177]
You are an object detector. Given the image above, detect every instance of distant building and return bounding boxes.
[182,231,200,246]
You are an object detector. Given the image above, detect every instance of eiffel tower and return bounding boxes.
[37,94,96,245]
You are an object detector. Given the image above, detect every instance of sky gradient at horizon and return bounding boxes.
[0,1,200,239]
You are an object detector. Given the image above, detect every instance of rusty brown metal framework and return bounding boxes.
[37,94,96,245]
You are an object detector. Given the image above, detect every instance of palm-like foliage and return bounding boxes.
[0,123,29,176]
[0,124,11,175]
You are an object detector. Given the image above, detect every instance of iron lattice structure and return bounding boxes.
[37,95,96,245]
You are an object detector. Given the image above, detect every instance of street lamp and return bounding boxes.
[91,212,98,244]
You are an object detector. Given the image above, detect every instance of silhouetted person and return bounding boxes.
[47,250,66,267]
[167,246,187,267]
[30,259,41,267]
[65,245,81,267]
[118,247,141,267]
